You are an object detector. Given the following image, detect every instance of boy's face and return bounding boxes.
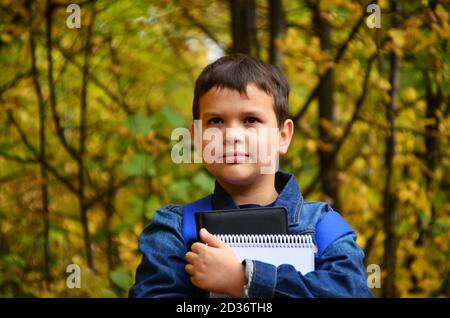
[194,84,293,187]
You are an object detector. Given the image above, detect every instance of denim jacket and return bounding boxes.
[130,171,373,298]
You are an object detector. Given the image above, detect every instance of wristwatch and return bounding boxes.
[242,259,253,298]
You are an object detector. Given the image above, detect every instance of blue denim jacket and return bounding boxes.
[130,171,373,298]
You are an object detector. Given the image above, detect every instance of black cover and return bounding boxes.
[195,207,288,238]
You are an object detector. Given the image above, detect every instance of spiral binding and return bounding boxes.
[216,234,314,248]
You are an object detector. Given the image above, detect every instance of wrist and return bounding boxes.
[228,263,246,297]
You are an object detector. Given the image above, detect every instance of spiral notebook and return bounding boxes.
[209,234,315,298]
[217,234,315,275]
[195,208,315,297]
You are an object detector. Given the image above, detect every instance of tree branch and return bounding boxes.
[45,7,81,161]
[30,0,51,282]
[292,1,372,123]
[77,4,96,270]
[179,3,226,52]
[302,54,375,197]
[0,72,30,96]
[54,42,133,115]
[331,54,375,158]
[0,150,38,164]
[85,176,134,210]
[6,109,78,194]
[107,34,130,113]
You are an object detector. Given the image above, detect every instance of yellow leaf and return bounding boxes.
[388,29,406,48]
[401,87,418,103]
[305,139,317,153]
[435,4,449,23]
[411,258,427,280]
[373,77,391,91]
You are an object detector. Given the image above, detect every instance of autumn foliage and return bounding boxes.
[0,0,448,297]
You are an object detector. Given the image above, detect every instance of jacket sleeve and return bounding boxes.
[129,206,205,298]
[246,233,373,298]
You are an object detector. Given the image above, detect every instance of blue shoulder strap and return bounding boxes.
[315,211,355,257]
[182,195,213,245]
[182,198,354,256]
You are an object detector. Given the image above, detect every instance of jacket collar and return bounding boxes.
[211,170,303,226]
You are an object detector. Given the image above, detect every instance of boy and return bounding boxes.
[130,54,372,298]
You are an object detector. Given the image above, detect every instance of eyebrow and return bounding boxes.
[202,110,266,118]
[202,112,222,118]
[241,110,266,118]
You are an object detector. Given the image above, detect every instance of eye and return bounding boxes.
[244,117,260,124]
[207,117,223,125]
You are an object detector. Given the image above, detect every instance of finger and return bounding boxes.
[185,264,195,275]
[190,276,199,287]
[199,228,224,248]
[190,242,205,254]
[185,251,197,264]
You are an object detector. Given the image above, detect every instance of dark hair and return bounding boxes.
[192,54,289,126]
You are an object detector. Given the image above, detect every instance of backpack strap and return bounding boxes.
[182,197,354,256]
[315,211,355,257]
[182,195,213,245]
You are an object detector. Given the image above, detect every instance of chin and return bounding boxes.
[207,163,260,186]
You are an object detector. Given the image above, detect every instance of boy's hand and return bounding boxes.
[185,228,245,297]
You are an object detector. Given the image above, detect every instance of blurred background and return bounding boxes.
[0,0,448,297]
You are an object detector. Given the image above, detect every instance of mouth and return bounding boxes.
[222,151,249,163]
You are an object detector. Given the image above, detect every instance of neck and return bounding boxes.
[218,174,278,206]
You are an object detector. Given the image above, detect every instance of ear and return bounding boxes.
[278,119,294,155]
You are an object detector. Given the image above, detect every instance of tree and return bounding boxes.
[229,0,259,56]
[382,0,400,299]
[269,0,284,69]
[0,0,448,298]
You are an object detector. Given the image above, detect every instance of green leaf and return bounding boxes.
[192,170,214,193]
[120,153,155,176]
[99,288,118,298]
[111,223,130,235]
[0,254,26,269]
[125,195,145,224]
[159,106,185,128]
[109,268,133,291]
[117,135,134,152]
[84,159,103,171]
[124,115,155,135]
[127,195,163,222]
[145,196,161,220]
[91,229,108,242]
[397,220,412,236]
[168,180,190,202]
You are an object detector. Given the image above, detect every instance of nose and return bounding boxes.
[224,122,244,146]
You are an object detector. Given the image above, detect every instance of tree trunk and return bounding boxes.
[269,0,284,69]
[103,173,120,272]
[229,0,259,56]
[79,8,96,271]
[29,0,51,285]
[382,0,400,298]
[311,1,338,208]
